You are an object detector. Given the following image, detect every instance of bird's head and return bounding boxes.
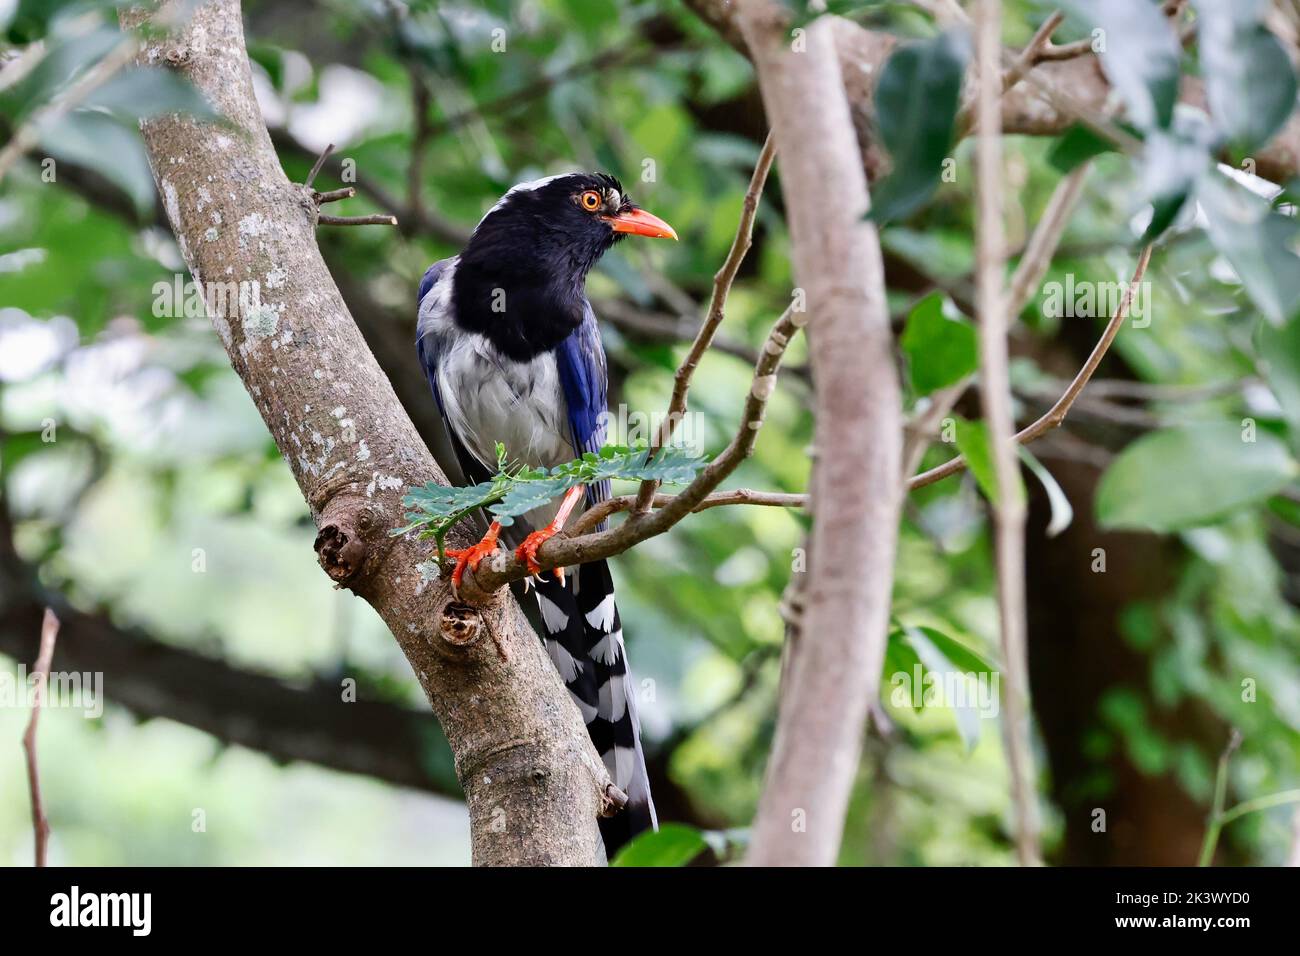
[452,172,677,356]
[464,172,676,272]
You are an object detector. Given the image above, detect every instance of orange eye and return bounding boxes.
[580,190,602,211]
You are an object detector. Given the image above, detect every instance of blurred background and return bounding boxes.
[2,0,1299,866]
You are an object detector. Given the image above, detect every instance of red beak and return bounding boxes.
[603,207,678,240]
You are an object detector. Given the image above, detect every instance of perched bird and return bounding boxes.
[415,172,677,858]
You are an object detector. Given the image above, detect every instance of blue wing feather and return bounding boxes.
[554,299,610,506]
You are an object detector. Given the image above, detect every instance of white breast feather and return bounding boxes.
[418,258,576,530]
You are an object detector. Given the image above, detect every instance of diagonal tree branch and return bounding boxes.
[631,132,777,515]
[122,0,612,866]
[908,245,1153,492]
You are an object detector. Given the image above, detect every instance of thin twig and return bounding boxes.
[974,0,1040,868]
[901,162,1092,479]
[1034,37,1097,61]
[318,213,398,227]
[1198,729,1243,866]
[304,142,335,191]
[571,488,805,536]
[1218,789,1300,828]
[23,608,60,867]
[1001,11,1065,93]
[908,244,1152,491]
[631,132,777,515]
[313,187,356,204]
[1008,165,1093,310]
[607,244,1150,526]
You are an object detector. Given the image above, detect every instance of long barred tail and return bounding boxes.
[533,558,656,859]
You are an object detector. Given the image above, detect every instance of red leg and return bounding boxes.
[445,521,502,590]
[516,485,585,581]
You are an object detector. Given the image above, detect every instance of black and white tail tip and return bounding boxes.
[533,558,656,858]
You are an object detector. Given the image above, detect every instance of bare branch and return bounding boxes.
[908,244,1153,492]
[1001,10,1066,93]
[313,187,356,204]
[304,141,334,190]
[689,1,1300,185]
[571,487,807,536]
[317,213,399,227]
[23,608,59,867]
[974,0,1040,867]
[631,132,777,515]
[408,72,431,223]
[902,162,1091,480]
[734,0,902,867]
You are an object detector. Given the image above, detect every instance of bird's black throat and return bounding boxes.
[450,182,621,361]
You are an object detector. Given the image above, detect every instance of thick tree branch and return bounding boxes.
[124,0,611,866]
[0,588,461,796]
[733,0,902,867]
[685,1,1300,186]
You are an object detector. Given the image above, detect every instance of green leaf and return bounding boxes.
[868,29,970,224]
[1096,423,1300,532]
[1138,112,1216,243]
[1,24,121,118]
[905,624,996,677]
[901,292,978,396]
[1020,446,1074,537]
[1192,0,1299,152]
[954,417,1025,506]
[1198,172,1300,326]
[82,66,217,122]
[1256,318,1300,441]
[1048,123,1117,174]
[610,823,707,867]
[395,444,709,542]
[37,110,156,212]
[1063,0,1182,131]
[886,625,998,751]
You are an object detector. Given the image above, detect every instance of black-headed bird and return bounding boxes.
[415,173,677,858]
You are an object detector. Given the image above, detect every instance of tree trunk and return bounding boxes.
[124,0,612,866]
[737,0,902,866]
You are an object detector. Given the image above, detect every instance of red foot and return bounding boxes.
[445,523,501,589]
[515,525,564,583]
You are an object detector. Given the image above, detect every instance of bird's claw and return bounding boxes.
[515,528,564,584]
[445,532,501,590]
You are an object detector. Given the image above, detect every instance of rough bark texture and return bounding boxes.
[737,1,902,866]
[125,0,609,866]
